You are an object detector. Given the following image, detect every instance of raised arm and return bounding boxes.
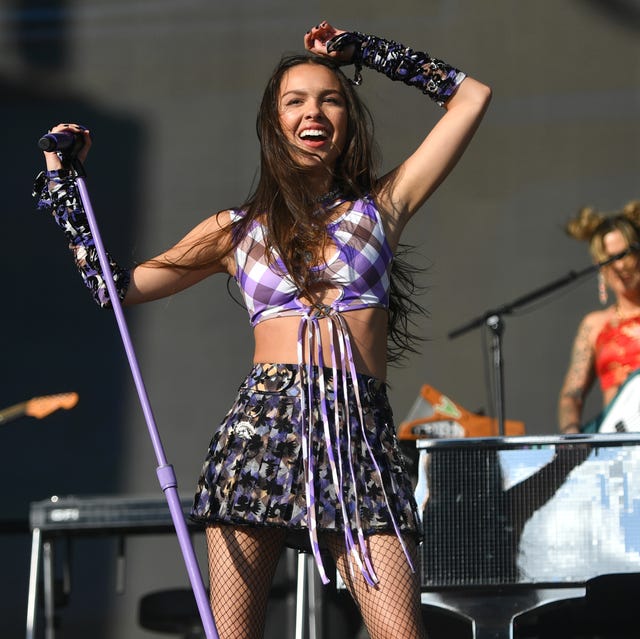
[558,315,598,433]
[35,123,233,308]
[378,76,491,229]
[304,22,492,243]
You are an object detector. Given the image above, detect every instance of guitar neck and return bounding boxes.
[0,402,27,426]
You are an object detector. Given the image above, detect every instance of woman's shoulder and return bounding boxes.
[580,307,617,340]
[193,208,237,233]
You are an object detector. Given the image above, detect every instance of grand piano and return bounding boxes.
[415,432,640,638]
[397,384,640,638]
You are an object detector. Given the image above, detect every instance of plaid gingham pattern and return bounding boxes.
[232,195,393,326]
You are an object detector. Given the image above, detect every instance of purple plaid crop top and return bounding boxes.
[232,195,393,326]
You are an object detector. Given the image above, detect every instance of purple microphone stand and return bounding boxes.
[69,156,219,639]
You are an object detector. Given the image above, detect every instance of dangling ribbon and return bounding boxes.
[296,304,415,585]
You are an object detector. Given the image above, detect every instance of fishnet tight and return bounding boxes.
[324,532,427,639]
[206,524,287,639]
[206,525,426,639]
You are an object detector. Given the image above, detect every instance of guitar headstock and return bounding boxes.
[25,393,79,419]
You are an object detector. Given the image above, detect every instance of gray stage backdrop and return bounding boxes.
[1,1,638,637]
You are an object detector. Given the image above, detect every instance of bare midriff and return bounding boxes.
[252,306,389,381]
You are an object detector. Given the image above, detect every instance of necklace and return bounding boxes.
[614,303,640,322]
[302,189,344,264]
[313,188,343,210]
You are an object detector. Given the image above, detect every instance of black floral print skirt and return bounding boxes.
[190,363,421,550]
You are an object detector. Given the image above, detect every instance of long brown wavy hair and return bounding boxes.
[169,53,427,364]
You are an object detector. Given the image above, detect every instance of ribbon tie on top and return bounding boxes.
[295,304,414,585]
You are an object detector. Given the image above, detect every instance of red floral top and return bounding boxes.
[595,315,640,391]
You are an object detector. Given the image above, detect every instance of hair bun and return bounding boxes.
[565,206,605,241]
[621,200,640,226]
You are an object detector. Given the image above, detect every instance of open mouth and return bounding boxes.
[299,128,329,146]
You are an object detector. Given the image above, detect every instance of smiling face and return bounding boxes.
[277,62,348,175]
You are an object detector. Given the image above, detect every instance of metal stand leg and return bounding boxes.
[294,553,323,639]
[26,528,42,639]
[294,552,308,639]
[306,555,320,639]
[486,314,506,437]
[43,540,55,639]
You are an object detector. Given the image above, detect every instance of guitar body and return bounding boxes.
[397,384,525,440]
[583,369,640,433]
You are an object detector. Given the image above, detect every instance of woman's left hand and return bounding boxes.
[304,21,351,62]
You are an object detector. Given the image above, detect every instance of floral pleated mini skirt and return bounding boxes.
[190,363,421,549]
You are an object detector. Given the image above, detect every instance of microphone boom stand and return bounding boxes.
[448,249,632,436]
[68,157,218,639]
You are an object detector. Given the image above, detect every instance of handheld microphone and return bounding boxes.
[38,131,82,153]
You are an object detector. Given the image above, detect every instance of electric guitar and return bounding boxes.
[0,392,79,427]
[397,384,525,440]
[582,369,640,433]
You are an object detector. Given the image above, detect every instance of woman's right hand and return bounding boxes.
[44,123,92,171]
[304,21,352,62]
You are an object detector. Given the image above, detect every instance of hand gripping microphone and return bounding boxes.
[38,131,82,153]
[38,128,89,156]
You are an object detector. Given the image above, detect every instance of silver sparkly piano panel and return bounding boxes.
[417,436,640,588]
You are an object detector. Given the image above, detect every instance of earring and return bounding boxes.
[598,271,608,305]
